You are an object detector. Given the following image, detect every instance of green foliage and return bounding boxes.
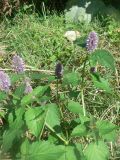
[21,85,48,106]
[0,11,119,160]
[2,108,25,152]
[85,141,109,160]
[106,18,120,44]
[25,107,46,137]
[71,124,87,137]
[67,100,83,114]
[0,92,7,101]
[90,49,115,71]
[1,14,73,67]
[91,74,112,93]
[59,144,85,160]
[96,120,118,141]
[63,72,80,86]
[20,140,65,160]
[45,103,61,129]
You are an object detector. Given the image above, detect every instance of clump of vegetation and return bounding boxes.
[0,22,119,159]
[0,1,120,159]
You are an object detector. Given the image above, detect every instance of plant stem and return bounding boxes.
[81,56,88,84]
[45,122,68,145]
[81,89,86,116]
[56,78,63,118]
[56,79,59,101]
[0,68,54,74]
[81,56,88,116]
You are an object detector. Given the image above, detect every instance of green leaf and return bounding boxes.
[14,83,25,98]
[71,124,87,137]
[10,73,24,85]
[25,107,46,137]
[29,73,55,83]
[90,49,115,71]
[67,100,83,114]
[0,92,7,101]
[92,74,112,93]
[2,108,25,152]
[20,139,30,160]
[46,104,60,129]
[58,144,85,160]
[102,130,117,142]
[96,120,118,141]
[20,141,64,160]
[0,110,5,118]
[79,114,90,124]
[25,103,61,137]
[85,141,109,160]
[63,72,79,86]
[21,85,48,106]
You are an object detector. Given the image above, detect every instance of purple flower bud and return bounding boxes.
[0,71,11,92]
[90,67,97,73]
[55,62,63,79]
[24,85,33,94]
[86,31,98,52]
[12,55,25,73]
[24,77,33,94]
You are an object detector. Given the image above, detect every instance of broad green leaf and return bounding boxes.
[63,72,79,86]
[14,83,25,98]
[58,144,85,160]
[0,110,5,118]
[71,124,87,137]
[90,49,115,71]
[96,120,118,141]
[92,74,112,93]
[2,108,24,152]
[69,90,80,99]
[102,130,117,142]
[21,85,48,106]
[15,107,25,120]
[79,114,90,124]
[20,141,64,160]
[48,135,59,144]
[20,139,30,160]
[3,128,23,152]
[46,103,60,129]
[25,103,61,137]
[25,107,46,137]
[85,141,109,160]
[67,100,83,114]
[0,92,7,101]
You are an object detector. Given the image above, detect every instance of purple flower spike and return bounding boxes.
[86,31,98,52]
[24,77,33,94]
[12,55,25,73]
[0,71,11,92]
[55,62,63,79]
[24,85,33,94]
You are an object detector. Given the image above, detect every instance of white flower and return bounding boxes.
[64,31,80,42]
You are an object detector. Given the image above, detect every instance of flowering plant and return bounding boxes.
[0,31,119,160]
